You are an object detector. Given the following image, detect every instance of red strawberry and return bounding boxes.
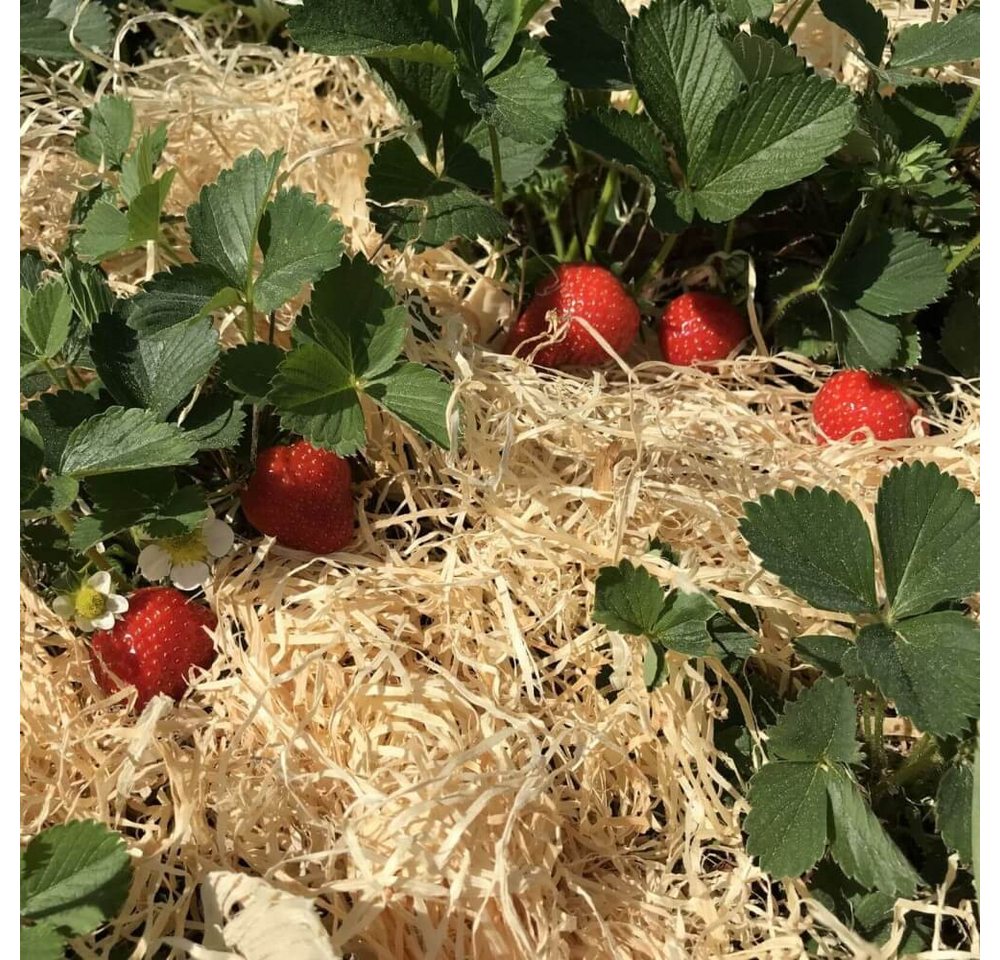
[504,263,640,368]
[813,371,920,443]
[91,587,217,708]
[659,291,749,366]
[241,440,354,553]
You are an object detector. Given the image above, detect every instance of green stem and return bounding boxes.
[636,234,678,293]
[487,124,504,211]
[267,313,277,346]
[949,86,979,151]
[543,205,566,260]
[723,219,737,254]
[947,233,980,275]
[582,168,619,262]
[767,278,821,327]
[866,693,888,779]
[784,0,815,34]
[242,294,256,345]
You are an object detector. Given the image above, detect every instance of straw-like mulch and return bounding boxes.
[21,7,980,959]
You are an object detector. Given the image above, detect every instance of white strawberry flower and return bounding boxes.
[138,516,235,591]
[53,571,128,633]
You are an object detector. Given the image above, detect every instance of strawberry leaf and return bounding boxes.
[794,635,852,677]
[856,616,979,738]
[937,760,974,865]
[652,590,717,656]
[542,0,631,90]
[180,393,247,451]
[75,202,130,261]
[827,769,919,896]
[75,95,133,170]
[875,462,980,620]
[219,343,285,404]
[593,559,668,637]
[60,406,197,477]
[569,108,672,184]
[21,0,112,61]
[21,821,131,938]
[24,391,102,471]
[21,278,72,361]
[127,264,239,334]
[740,487,878,615]
[20,922,65,960]
[828,304,902,371]
[746,762,831,878]
[766,677,860,764]
[889,4,979,69]
[818,0,887,64]
[453,0,522,75]
[443,121,551,192]
[728,32,805,83]
[91,312,219,418]
[366,361,453,448]
[119,123,168,203]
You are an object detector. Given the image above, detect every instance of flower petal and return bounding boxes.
[92,612,116,631]
[138,544,172,581]
[203,518,235,557]
[171,562,209,591]
[106,594,129,615]
[87,570,112,594]
[53,595,75,618]
[75,614,95,633]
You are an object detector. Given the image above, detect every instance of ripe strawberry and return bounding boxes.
[659,291,748,366]
[504,263,640,368]
[241,440,354,553]
[813,371,920,443]
[91,587,217,708]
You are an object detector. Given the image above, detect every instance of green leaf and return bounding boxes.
[91,313,219,418]
[690,73,856,222]
[825,229,949,318]
[937,761,974,864]
[47,0,112,52]
[20,922,66,960]
[25,391,101,471]
[454,0,521,75]
[828,305,902,371]
[255,187,345,315]
[739,487,878,614]
[75,202,130,261]
[568,107,672,183]
[63,257,115,333]
[20,0,112,60]
[443,121,551,192]
[60,406,197,477]
[939,296,978,378]
[288,0,457,66]
[21,249,46,292]
[856,616,978,738]
[745,762,831,878]
[123,170,173,246]
[119,123,168,203]
[728,32,805,83]
[826,770,919,896]
[890,4,979,69]
[875,462,979,620]
[706,603,758,660]
[180,393,247,451]
[127,264,238,334]
[21,279,72,360]
[269,344,366,455]
[795,635,852,677]
[22,475,80,519]
[75,96,134,169]
[643,641,668,691]
[542,0,631,90]
[21,820,131,937]
[219,343,285,404]
[366,361,454,448]
[818,0,887,64]
[142,486,210,538]
[593,559,668,637]
[366,138,508,248]
[304,256,407,379]
[652,590,716,656]
[766,677,860,764]
[187,149,284,295]
[461,45,566,146]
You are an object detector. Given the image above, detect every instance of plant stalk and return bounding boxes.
[487,124,504,211]
[543,205,566,260]
[784,0,816,34]
[947,233,980,275]
[582,168,619,262]
[636,233,678,293]
[767,278,821,327]
[723,219,737,254]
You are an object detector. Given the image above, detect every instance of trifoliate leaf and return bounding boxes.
[937,761,974,864]
[652,590,717,656]
[889,4,979,69]
[745,762,831,878]
[739,487,878,615]
[60,406,197,477]
[180,393,247,451]
[568,108,672,183]
[75,201,131,261]
[875,462,979,620]
[828,304,902,371]
[626,0,740,169]
[269,344,366,455]
[303,257,409,380]
[825,229,949,318]
[818,0,887,64]
[21,820,132,937]
[541,0,631,90]
[795,635,852,677]
[91,312,219,418]
[366,138,508,248]
[461,45,566,146]
[593,559,668,637]
[856,616,979,738]
[187,149,283,296]
[939,296,979,378]
[75,96,134,170]
[24,391,102,471]
[288,0,457,66]
[20,922,65,960]
[728,32,805,83]
[826,769,920,896]
[21,278,72,360]
[766,677,860,764]
[366,361,454,448]
[118,123,168,203]
[127,264,239,334]
[254,187,345,315]
[219,343,285,404]
[690,73,856,222]
[453,0,521,75]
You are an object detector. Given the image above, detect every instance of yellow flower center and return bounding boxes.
[75,586,106,619]
[162,529,207,566]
